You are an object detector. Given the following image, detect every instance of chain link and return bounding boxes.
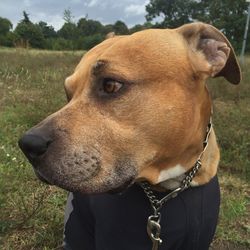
[139,119,212,215]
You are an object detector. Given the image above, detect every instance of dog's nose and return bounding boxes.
[18,134,51,161]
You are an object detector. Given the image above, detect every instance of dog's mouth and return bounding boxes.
[34,167,135,194]
[34,169,54,185]
[108,177,135,194]
[30,155,138,194]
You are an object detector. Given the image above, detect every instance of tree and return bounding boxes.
[80,34,104,50]
[22,11,31,24]
[57,8,80,49]
[145,0,250,52]
[77,18,104,36]
[0,17,12,35]
[63,8,74,24]
[15,22,45,48]
[38,21,57,39]
[57,22,79,40]
[129,22,153,34]
[146,0,197,28]
[51,37,75,50]
[14,12,45,48]
[113,21,129,35]
[3,32,18,47]
[195,0,249,52]
[0,17,13,46]
[103,24,114,34]
[130,24,144,34]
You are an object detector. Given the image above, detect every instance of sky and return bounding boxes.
[0,0,151,30]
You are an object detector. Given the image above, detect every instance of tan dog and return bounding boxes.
[19,22,241,194]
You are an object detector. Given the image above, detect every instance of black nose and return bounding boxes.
[18,134,51,161]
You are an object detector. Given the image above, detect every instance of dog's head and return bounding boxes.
[19,23,241,193]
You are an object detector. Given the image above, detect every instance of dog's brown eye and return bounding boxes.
[103,79,123,94]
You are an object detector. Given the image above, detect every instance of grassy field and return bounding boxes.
[0,48,249,249]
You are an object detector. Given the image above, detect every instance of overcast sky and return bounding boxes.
[0,0,151,30]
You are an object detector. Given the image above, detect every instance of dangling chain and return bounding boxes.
[139,119,212,250]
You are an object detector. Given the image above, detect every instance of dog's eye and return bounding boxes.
[102,79,123,94]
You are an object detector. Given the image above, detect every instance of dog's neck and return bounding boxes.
[158,127,220,190]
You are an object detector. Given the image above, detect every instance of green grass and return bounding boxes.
[0,49,83,249]
[0,49,249,249]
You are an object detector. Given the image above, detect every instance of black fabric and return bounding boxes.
[64,175,220,250]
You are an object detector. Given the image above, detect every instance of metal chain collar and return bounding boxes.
[139,119,212,249]
[140,118,212,214]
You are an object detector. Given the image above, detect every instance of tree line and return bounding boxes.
[0,0,249,53]
[0,10,139,51]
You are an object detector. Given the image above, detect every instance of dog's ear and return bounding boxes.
[177,22,241,84]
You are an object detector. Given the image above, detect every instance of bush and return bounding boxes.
[14,22,45,48]
[50,37,75,50]
[81,34,104,50]
[0,32,16,47]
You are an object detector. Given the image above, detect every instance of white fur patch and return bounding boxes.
[158,165,186,190]
[158,164,186,183]
[190,180,199,187]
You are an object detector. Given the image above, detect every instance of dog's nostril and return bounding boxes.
[18,134,51,160]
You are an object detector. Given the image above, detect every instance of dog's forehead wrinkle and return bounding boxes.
[93,34,190,81]
[92,60,108,76]
[94,60,106,69]
[75,35,126,72]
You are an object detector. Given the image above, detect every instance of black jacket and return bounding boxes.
[63,176,220,250]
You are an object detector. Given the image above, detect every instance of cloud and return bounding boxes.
[71,0,82,3]
[47,14,65,30]
[0,0,150,30]
[87,0,99,7]
[125,0,149,17]
[86,0,109,9]
[24,0,31,7]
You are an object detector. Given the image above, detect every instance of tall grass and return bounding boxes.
[0,49,82,249]
[208,59,250,180]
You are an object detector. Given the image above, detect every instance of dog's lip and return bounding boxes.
[33,169,54,185]
[108,178,135,194]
